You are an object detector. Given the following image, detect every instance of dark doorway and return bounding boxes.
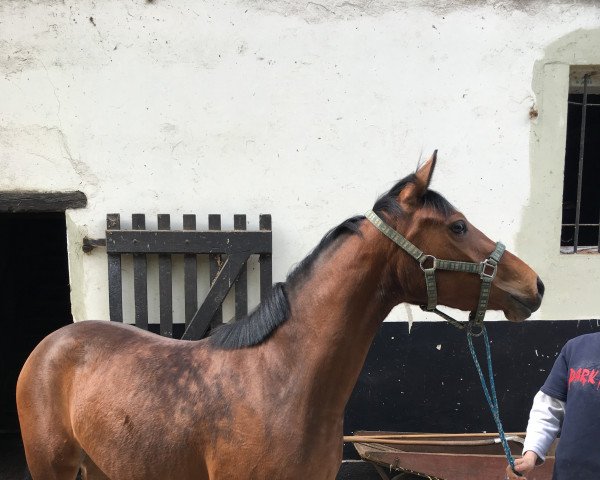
[0,212,73,478]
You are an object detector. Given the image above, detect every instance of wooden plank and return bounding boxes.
[351,432,527,440]
[106,214,123,322]
[158,214,173,337]
[181,252,250,340]
[105,230,271,254]
[208,214,223,328]
[357,449,554,480]
[259,214,272,303]
[234,215,248,320]
[132,214,148,330]
[183,214,197,330]
[350,433,557,480]
[0,191,87,212]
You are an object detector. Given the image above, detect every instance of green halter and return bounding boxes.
[366,210,506,334]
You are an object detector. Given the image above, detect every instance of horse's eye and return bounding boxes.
[450,220,467,235]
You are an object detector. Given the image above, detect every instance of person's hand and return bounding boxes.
[505,464,527,479]
[514,450,539,474]
[506,450,538,478]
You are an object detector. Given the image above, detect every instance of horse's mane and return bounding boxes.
[208,174,455,350]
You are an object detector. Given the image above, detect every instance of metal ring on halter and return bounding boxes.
[419,255,437,272]
[480,259,498,280]
[467,321,485,337]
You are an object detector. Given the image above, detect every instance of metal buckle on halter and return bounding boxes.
[419,255,437,272]
[480,259,498,280]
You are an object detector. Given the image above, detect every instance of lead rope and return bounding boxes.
[467,325,518,475]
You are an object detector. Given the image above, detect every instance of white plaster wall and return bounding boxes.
[1,0,599,323]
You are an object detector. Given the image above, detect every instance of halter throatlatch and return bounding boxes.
[366,210,506,334]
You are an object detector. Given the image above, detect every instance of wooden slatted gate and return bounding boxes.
[101,213,272,340]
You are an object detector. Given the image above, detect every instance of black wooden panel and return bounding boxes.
[234,215,248,320]
[158,214,173,338]
[132,214,148,330]
[0,191,87,212]
[259,215,272,303]
[183,214,197,329]
[343,320,600,459]
[106,214,123,322]
[181,252,250,340]
[208,214,223,328]
[106,230,271,254]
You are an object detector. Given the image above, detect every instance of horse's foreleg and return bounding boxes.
[19,407,82,480]
[80,455,110,480]
[20,427,81,480]
[17,360,82,479]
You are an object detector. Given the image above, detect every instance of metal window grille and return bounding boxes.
[560,68,600,254]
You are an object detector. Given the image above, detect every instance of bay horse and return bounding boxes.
[17,153,543,480]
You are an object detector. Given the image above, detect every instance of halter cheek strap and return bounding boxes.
[366,210,506,333]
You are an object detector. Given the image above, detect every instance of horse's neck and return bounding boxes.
[266,227,401,415]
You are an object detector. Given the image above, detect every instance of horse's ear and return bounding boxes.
[399,150,437,206]
[415,150,437,190]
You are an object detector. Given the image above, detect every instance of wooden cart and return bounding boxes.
[347,431,556,480]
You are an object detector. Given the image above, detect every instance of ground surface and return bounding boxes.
[1,433,425,480]
[0,433,27,480]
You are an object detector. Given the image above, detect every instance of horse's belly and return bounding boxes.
[72,402,207,479]
[204,433,343,480]
[78,432,207,480]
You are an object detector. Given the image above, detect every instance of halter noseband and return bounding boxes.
[366,210,506,335]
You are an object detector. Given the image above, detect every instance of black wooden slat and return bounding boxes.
[132,214,148,330]
[234,214,248,320]
[181,252,250,340]
[259,214,272,303]
[105,213,272,337]
[209,214,223,328]
[158,214,172,337]
[0,191,87,212]
[105,230,271,254]
[183,214,197,329]
[107,214,123,322]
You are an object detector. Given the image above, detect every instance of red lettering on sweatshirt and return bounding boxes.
[569,368,599,387]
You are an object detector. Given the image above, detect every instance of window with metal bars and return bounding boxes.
[560,68,600,254]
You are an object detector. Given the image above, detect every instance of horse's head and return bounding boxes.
[374,151,543,322]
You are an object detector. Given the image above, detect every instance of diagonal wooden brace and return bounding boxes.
[181,252,250,340]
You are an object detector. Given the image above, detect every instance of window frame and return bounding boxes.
[560,67,600,254]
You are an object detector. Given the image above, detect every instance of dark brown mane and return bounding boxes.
[209,174,456,350]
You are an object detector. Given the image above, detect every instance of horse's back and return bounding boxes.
[18,320,162,397]
[17,321,140,430]
[18,321,90,408]
[17,321,211,479]
[17,319,202,430]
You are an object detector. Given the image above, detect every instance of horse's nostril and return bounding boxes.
[537,277,545,297]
